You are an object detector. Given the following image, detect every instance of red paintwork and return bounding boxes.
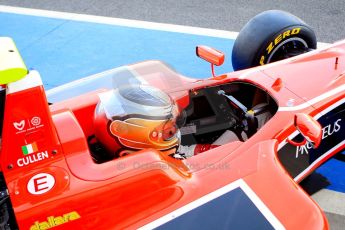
[1,39,345,230]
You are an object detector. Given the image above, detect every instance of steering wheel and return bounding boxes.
[218,90,258,137]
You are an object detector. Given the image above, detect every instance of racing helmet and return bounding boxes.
[93,85,182,157]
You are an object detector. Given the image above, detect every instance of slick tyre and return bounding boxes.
[232,10,317,71]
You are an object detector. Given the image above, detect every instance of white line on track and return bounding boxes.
[0,5,330,47]
[0,5,239,39]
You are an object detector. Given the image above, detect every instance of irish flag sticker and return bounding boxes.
[22,142,38,155]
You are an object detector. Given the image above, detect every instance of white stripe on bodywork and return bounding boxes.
[239,181,285,230]
[7,70,42,94]
[139,179,285,230]
[278,84,345,112]
[294,140,345,182]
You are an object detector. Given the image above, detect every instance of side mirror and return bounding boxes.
[196,45,225,78]
[287,113,322,148]
[196,46,225,66]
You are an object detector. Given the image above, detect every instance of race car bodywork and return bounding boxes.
[0,22,345,230]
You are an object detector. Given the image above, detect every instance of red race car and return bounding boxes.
[0,10,344,229]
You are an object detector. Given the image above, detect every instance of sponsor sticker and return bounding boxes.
[17,142,50,167]
[13,120,25,131]
[278,100,345,179]
[27,173,55,195]
[31,116,41,126]
[295,118,342,158]
[13,116,44,134]
[22,142,38,155]
[30,211,81,230]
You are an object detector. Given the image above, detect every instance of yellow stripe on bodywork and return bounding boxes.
[0,37,28,84]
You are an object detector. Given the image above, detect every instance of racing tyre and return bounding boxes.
[232,10,317,71]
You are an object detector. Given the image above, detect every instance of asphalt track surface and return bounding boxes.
[0,0,345,43]
[1,1,345,229]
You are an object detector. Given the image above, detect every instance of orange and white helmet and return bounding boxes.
[93,85,182,158]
